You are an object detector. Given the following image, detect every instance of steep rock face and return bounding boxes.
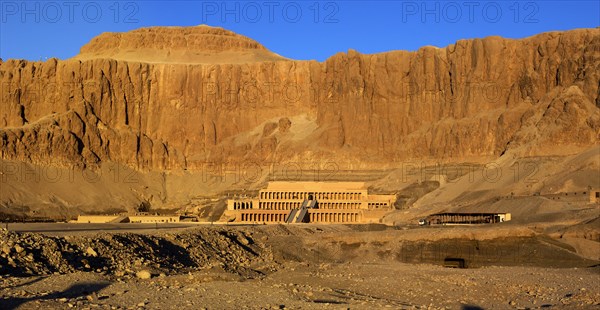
[1,27,599,172]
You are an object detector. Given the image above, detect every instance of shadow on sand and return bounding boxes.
[1,281,110,310]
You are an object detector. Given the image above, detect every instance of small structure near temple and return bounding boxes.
[423,212,511,225]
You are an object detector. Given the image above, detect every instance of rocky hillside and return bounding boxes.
[0,227,270,277]
[0,26,599,215]
[1,26,598,172]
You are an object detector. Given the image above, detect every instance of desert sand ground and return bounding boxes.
[1,224,599,309]
[2,262,599,309]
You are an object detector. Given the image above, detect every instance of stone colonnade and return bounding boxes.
[239,212,288,222]
[260,191,363,200]
[309,212,360,223]
[233,201,253,210]
[239,211,361,223]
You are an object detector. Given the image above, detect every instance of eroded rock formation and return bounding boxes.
[1,26,599,172]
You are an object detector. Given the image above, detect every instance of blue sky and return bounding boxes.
[1,1,599,61]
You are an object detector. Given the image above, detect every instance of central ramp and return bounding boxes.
[285,209,299,223]
[285,200,314,223]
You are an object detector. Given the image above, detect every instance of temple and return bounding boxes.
[223,182,396,223]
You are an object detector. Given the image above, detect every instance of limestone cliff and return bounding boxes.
[1,26,599,172]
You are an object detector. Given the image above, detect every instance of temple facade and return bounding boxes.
[224,182,396,223]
